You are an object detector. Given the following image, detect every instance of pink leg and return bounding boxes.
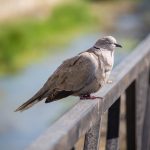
[80,94,103,100]
[89,95,104,100]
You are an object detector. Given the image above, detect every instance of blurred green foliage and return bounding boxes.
[0,2,95,75]
[87,0,105,1]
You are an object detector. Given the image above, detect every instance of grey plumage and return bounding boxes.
[15,36,122,112]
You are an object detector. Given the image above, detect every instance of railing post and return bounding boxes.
[83,118,101,150]
[142,67,150,150]
[136,68,149,150]
[106,98,121,150]
[126,80,136,150]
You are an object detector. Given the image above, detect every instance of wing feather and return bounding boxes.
[43,52,97,96]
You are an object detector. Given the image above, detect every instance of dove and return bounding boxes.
[15,36,122,112]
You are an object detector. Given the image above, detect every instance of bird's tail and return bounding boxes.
[15,88,47,112]
[15,99,40,112]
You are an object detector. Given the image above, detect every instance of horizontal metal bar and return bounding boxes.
[27,35,150,150]
[27,100,103,150]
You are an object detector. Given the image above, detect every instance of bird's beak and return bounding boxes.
[115,43,122,48]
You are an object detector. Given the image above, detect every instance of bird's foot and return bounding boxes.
[80,94,104,100]
[107,80,113,84]
[88,96,104,100]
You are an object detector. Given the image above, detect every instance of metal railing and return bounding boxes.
[27,35,150,150]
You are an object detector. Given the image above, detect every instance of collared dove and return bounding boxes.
[15,36,122,112]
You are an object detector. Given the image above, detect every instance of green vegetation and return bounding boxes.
[0,0,139,76]
[0,2,96,75]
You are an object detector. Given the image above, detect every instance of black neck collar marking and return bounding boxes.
[93,46,100,50]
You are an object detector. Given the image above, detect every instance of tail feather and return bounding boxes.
[15,99,40,112]
[15,88,74,112]
[15,87,48,112]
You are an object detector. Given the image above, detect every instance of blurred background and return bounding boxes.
[0,0,149,149]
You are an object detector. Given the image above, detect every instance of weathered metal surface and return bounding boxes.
[106,138,119,150]
[136,68,149,150]
[27,35,150,150]
[106,98,120,150]
[142,68,150,150]
[125,68,149,150]
[83,118,101,150]
[27,100,103,150]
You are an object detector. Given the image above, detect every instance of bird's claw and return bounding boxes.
[80,95,104,100]
[107,80,113,84]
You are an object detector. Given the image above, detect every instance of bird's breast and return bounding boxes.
[95,50,114,85]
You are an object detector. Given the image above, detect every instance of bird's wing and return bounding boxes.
[43,52,97,97]
[15,51,98,111]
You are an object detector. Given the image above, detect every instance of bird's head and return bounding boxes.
[94,36,122,51]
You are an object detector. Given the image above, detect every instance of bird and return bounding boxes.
[15,36,122,112]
